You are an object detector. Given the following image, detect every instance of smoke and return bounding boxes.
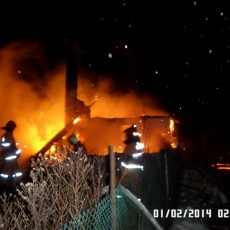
[77,72,168,118]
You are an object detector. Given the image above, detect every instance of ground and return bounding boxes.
[170,159,230,230]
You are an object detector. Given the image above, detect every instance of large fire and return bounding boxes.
[0,40,177,171]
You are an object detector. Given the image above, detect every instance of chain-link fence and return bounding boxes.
[62,184,163,230]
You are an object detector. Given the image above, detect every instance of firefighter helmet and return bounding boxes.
[124,124,137,134]
[68,134,79,144]
[1,120,17,131]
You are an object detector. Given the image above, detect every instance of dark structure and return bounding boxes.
[65,38,79,125]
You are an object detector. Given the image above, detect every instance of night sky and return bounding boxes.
[1,0,230,154]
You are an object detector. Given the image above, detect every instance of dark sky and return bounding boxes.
[1,0,230,145]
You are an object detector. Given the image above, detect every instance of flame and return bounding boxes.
[0,41,65,168]
[169,118,174,133]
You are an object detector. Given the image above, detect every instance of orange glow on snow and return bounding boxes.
[211,163,230,170]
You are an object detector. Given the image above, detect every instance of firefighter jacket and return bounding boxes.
[0,125,22,179]
[1,131,21,160]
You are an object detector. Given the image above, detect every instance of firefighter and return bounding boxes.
[123,124,141,145]
[68,134,87,154]
[123,124,143,155]
[120,124,145,200]
[120,124,144,171]
[0,120,22,180]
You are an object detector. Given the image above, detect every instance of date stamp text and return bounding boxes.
[152,209,229,219]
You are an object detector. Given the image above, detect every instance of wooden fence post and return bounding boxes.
[109,145,116,229]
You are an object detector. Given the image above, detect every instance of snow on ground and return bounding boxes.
[170,159,230,230]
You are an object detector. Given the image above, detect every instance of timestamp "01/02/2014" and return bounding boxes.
[152,209,229,219]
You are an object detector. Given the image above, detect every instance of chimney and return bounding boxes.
[65,38,79,125]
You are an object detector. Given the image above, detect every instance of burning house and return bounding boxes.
[0,39,179,176]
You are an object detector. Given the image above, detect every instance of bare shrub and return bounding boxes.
[0,146,107,230]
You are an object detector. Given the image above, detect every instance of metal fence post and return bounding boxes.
[109,145,116,192]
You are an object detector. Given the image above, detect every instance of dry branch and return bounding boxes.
[0,146,106,230]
